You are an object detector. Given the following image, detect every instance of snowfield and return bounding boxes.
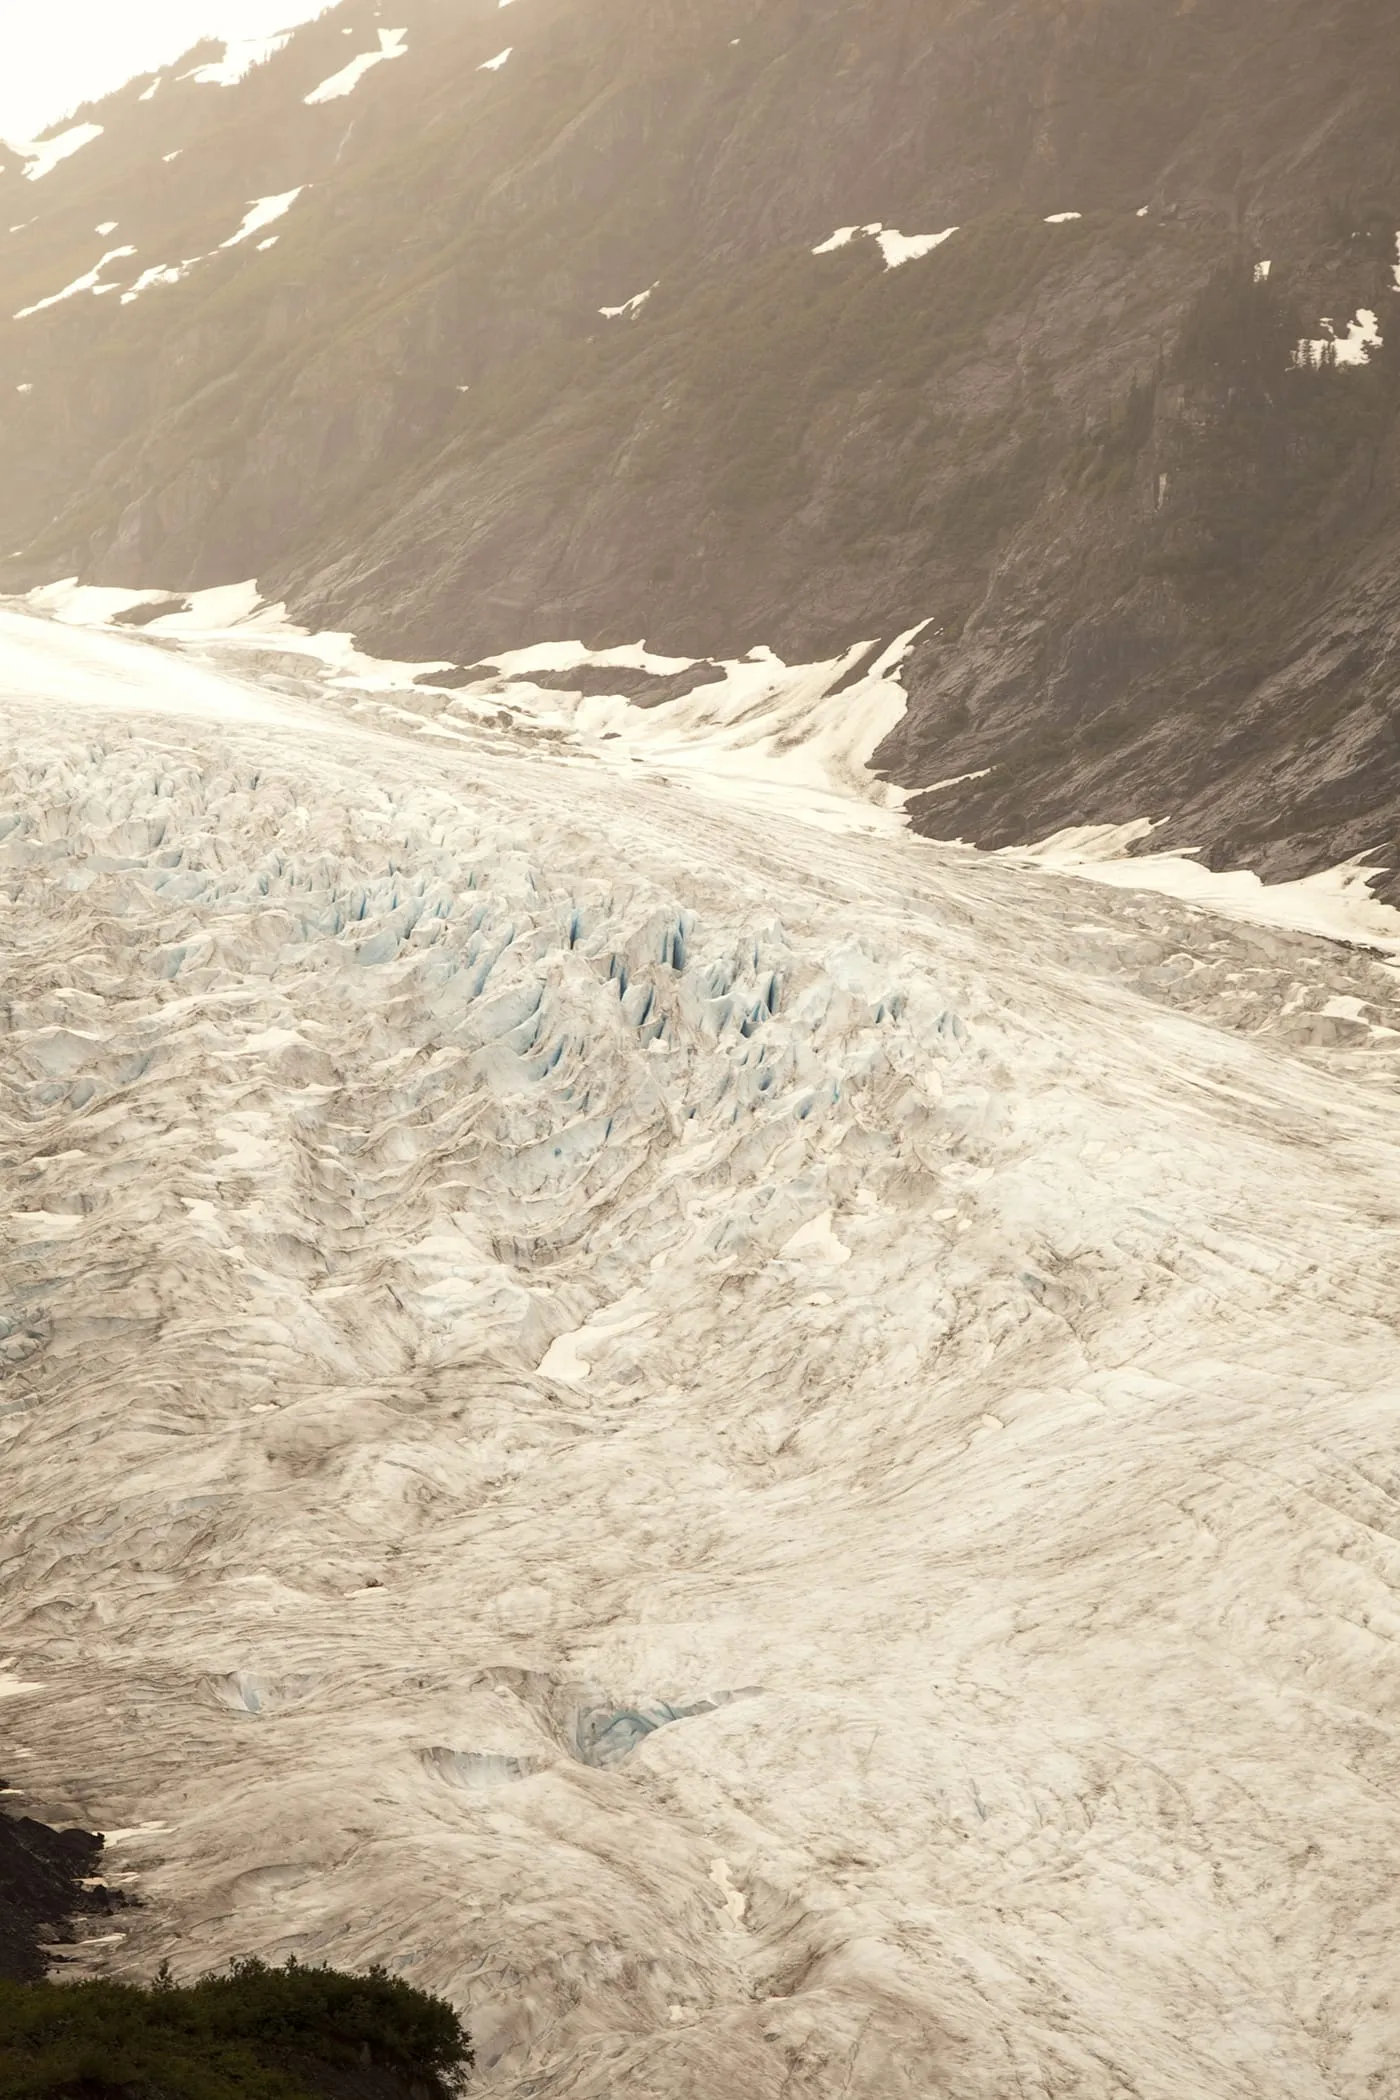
[4,604,1400,2098]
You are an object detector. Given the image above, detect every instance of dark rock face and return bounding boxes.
[1,0,1398,887]
[0,1804,121,1981]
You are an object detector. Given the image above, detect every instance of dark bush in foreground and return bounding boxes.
[0,1956,472,2099]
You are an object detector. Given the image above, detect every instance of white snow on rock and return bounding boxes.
[875,226,958,267]
[107,196,299,301]
[95,220,117,236]
[599,283,656,318]
[220,189,304,249]
[6,594,1400,2096]
[1296,308,1383,367]
[11,122,103,183]
[1011,819,1400,953]
[484,638,696,677]
[813,221,959,269]
[813,223,882,253]
[480,46,514,70]
[426,627,931,835]
[26,581,181,625]
[27,578,274,635]
[0,601,299,724]
[139,76,161,101]
[182,34,293,88]
[24,579,453,687]
[14,244,136,319]
[120,258,203,305]
[304,27,408,103]
[1044,210,1082,223]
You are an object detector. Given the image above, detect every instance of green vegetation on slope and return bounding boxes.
[0,1958,472,2100]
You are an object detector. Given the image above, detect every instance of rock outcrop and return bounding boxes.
[1,0,1398,886]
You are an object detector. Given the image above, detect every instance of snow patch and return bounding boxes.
[220,189,303,249]
[440,626,932,835]
[21,583,922,836]
[479,47,513,70]
[1010,821,1400,954]
[600,283,656,318]
[140,581,269,632]
[0,602,305,729]
[1296,309,1383,368]
[813,221,958,269]
[305,28,408,104]
[876,227,959,268]
[13,123,102,183]
[25,583,174,625]
[14,245,135,319]
[121,258,203,305]
[21,578,451,691]
[1044,211,1082,224]
[813,223,881,253]
[183,34,293,88]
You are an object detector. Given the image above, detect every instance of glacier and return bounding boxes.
[3,601,1400,2097]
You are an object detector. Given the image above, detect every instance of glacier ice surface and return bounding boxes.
[4,597,1400,2095]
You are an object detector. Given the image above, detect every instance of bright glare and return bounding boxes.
[0,0,336,142]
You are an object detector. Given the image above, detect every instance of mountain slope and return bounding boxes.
[1,0,1398,890]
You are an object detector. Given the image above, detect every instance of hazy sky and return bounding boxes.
[0,1,335,141]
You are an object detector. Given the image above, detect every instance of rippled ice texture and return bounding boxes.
[4,607,1400,2098]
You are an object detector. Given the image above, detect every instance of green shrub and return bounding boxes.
[0,1956,472,2100]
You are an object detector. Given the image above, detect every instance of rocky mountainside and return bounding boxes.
[2,0,1399,889]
